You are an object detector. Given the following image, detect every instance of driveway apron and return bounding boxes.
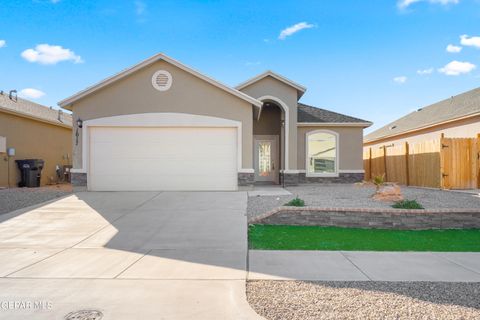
[0,191,261,319]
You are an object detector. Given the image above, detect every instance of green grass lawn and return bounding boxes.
[249,225,480,251]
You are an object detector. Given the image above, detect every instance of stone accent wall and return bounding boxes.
[71,172,87,187]
[280,173,299,186]
[299,172,364,184]
[250,206,480,230]
[238,172,254,186]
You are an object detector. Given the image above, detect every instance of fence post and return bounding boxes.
[477,134,480,188]
[405,141,410,186]
[368,147,372,181]
[382,145,388,181]
[440,133,446,189]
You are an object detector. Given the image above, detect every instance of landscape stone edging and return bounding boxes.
[249,206,480,229]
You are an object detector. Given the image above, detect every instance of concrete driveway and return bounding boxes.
[0,192,261,319]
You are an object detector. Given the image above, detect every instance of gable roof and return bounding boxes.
[236,70,307,99]
[364,87,480,143]
[297,103,372,127]
[0,92,72,128]
[59,53,262,110]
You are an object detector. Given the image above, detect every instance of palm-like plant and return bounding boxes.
[373,174,385,192]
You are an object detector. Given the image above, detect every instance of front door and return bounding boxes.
[254,135,279,183]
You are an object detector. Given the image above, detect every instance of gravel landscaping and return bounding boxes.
[248,184,480,218]
[0,185,72,215]
[247,281,480,320]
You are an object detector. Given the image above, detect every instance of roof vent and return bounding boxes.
[417,108,423,111]
[389,125,397,130]
[9,90,17,102]
[152,70,172,92]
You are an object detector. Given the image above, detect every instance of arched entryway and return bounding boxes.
[253,97,287,184]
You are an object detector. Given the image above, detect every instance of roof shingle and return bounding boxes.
[0,92,72,127]
[364,87,480,142]
[297,103,371,124]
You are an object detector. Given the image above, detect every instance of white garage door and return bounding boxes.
[89,127,237,191]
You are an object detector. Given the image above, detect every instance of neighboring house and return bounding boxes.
[0,91,72,187]
[364,87,480,147]
[364,87,480,189]
[59,53,371,191]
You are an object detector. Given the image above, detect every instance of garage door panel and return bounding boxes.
[89,127,237,191]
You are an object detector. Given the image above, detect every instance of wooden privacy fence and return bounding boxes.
[363,134,480,189]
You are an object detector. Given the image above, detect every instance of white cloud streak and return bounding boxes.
[446,44,462,53]
[21,44,83,65]
[460,34,480,48]
[20,88,46,99]
[438,60,476,75]
[278,22,315,40]
[393,76,407,84]
[0,40,5,48]
[398,0,459,9]
[417,68,434,75]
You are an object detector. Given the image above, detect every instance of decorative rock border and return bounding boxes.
[249,206,480,230]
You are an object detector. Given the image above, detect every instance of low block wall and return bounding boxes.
[249,207,480,230]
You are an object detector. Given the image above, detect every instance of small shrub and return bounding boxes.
[373,174,385,191]
[285,197,305,207]
[392,199,424,210]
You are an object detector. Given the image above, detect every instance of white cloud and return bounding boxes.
[446,44,462,53]
[278,22,315,40]
[438,60,476,75]
[398,0,459,9]
[21,44,83,65]
[0,40,5,48]
[393,76,407,84]
[417,68,434,75]
[19,88,46,99]
[460,34,480,48]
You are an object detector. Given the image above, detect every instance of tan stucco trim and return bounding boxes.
[235,71,307,99]
[59,53,262,109]
[364,111,480,144]
[298,122,372,128]
[0,108,71,129]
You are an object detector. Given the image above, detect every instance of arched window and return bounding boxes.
[306,130,338,176]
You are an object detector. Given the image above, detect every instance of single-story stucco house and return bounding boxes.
[59,53,371,191]
[0,91,72,187]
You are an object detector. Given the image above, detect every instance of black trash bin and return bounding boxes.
[15,159,45,187]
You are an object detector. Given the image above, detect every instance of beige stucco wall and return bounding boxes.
[297,126,365,171]
[71,60,254,169]
[239,76,298,169]
[364,115,480,149]
[0,111,72,187]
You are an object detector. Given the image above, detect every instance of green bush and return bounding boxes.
[285,197,305,207]
[392,199,424,210]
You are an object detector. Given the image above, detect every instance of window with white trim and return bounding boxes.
[307,131,337,175]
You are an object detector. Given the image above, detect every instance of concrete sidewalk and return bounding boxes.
[248,250,480,282]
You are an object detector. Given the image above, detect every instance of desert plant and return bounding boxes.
[392,199,424,209]
[285,197,305,207]
[373,174,385,191]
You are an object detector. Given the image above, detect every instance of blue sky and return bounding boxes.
[0,0,479,133]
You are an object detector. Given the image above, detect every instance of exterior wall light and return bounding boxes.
[76,119,83,128]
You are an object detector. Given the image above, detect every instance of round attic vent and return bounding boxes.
[152,70,172,91]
